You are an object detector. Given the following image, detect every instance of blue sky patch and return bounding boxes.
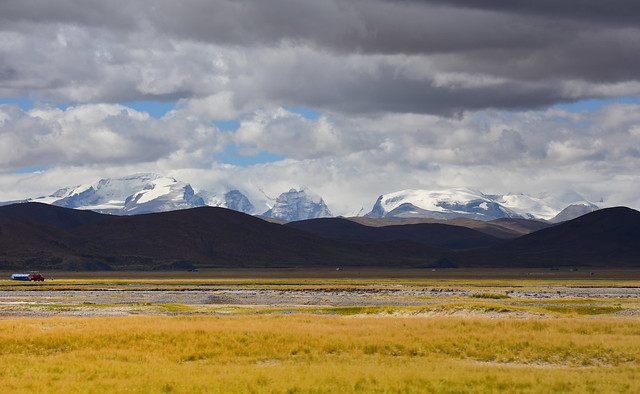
[213,119,241,131]
[0,97,33,111]
[555,96,640,112]
[15,166,49,174]
[0,98,67,111]
[121,101,175,118]
[284,106,323,120]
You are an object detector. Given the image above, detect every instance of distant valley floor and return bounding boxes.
[1,270,639,319]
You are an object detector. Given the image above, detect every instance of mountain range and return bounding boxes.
[7,173,331,221]
[0,202,637,271]
[3,173,598,222]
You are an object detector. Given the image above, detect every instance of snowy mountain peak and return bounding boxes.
[366,188,514,220]
[30,173,206,215]
[366,188,597,221]
[223,190,254,213]
[203,190,255,214]
[550,202,599,223]
[262,189,332,221]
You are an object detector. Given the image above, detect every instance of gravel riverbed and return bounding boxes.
[1,284,638,318]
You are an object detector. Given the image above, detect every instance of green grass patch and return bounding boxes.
[541,305,624,315]
[471,292,511,299]
[157,304,202,313]
[419,302,517,314]
[307,306,399,315]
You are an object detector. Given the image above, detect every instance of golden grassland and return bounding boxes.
[1,314,639,393]
[1,272,639,392]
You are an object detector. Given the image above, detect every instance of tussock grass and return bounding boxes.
[0,315,639,392]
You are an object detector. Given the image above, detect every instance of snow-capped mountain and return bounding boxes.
[20,174,328,220]
[262,189,332,221]
[203,190,255,214]
[30,173,206,215]
[11,173,599,222]
[365,188,597,221]
[222,190,254,213]
[550,202,599,223]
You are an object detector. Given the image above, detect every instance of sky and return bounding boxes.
[1,0,639,215]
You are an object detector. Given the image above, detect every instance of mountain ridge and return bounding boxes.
[0,203,637,271]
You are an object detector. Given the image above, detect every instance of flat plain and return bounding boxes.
[1,268,639,393]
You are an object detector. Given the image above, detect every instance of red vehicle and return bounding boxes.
[28,273,45,281]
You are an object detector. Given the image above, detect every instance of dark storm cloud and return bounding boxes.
[148,0,640,93]
[434,29,640,83]
[417,0,640,26]
[146,0,555,53]
[1,0,639,114]
[256,66,563,116]
[0,0,135,30]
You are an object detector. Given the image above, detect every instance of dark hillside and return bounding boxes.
[285,217,504,249]
[0,202,113,229]
[73,207,339,267]
[0,204,445,270]
[348,216,551,239]
[1,203,638,270]
[0,217,81,269]
[451,207,640,267]
[485,218,551,238]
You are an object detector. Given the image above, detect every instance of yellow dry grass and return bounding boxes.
[1,314,639,393]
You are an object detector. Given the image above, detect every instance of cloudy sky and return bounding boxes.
[1,0,639,214]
